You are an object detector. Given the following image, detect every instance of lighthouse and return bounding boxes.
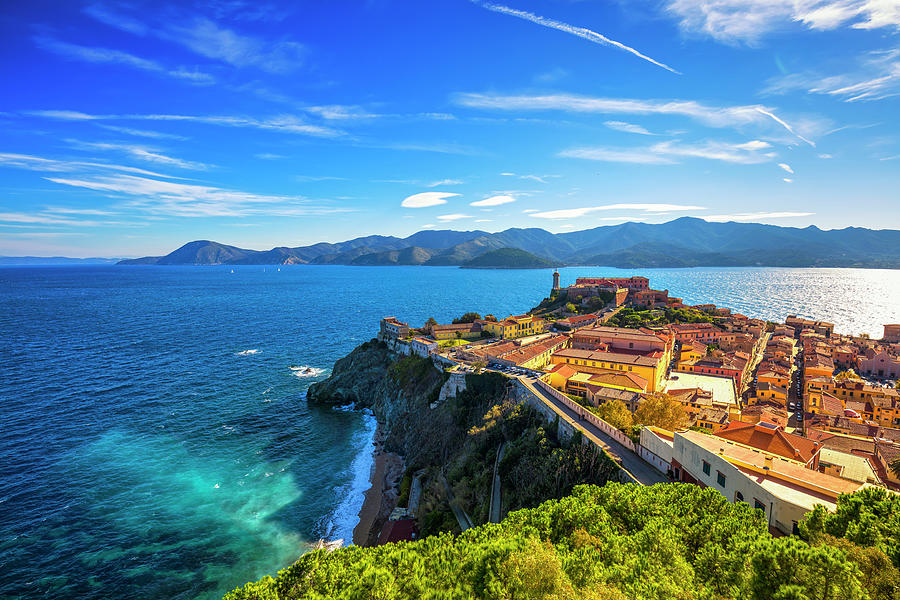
[552,269,560,291]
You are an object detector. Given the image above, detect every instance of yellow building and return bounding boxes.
[481,314,541,339]
[550,348,667,392]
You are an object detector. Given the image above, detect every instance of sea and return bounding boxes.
[1,265,899,600]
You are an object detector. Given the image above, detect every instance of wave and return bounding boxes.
[290,365,326,378]
[235,349,260,356]
[319,410,377,545]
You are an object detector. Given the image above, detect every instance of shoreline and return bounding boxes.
[352,423,405,546]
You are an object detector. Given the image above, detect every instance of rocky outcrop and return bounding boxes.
[307,340,448,460]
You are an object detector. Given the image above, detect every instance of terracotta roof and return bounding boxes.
[573,326,666,343]
[586,370,649,391]
[714,420,821,463]
[553,348,661,367]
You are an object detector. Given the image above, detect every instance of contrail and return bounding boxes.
[755,107,815,147]
[475,1,681,75]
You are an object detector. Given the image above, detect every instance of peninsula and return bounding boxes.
[225,270,900,599]
[118,217,900,268]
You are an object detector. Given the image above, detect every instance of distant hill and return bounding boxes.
[117,218,900,268]
[461,248,555,269]
[0,256,121,265]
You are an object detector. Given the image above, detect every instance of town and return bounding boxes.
[378,272,900,537]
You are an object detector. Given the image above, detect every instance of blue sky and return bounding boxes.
[1,0,899,257]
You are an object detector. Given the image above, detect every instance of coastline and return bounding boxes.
[352,422,405,546]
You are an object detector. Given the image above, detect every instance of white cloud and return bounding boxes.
[475,2,680,74]
[500,172,555,183]
[783,178,793,183]
[401,192,460,208]
[84,3,149,35]
[97,125,187,140]
[700,211,813,222]
[561,139,776,165]
[71,141,212,170]
[475,219,493,222]
[426,179,464,187]
[43,173,348,218]
[304,105,379,120]
[778,162,794,174]
[604,120,656,135]
[422,224,435,228]
[819,153,833,159]
[455,93,817,145]
[736,140,772,150]
[436,213,473,221]
[529,203,705,219]
[665,0,900,44]
[25,110,343,138]
[470,195,516,207]
[764,49,900,103]
[522,209,539,213]
[33,36,215,84]
[0,152,186,179]
[166,18,306,73]
[255,153,285,160]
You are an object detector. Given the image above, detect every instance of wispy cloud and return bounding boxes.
[500,172,557,183]
[0,152,188,179]
[529,203,705,219]
[436,213,473,221]
[778,163,794,174]
[783,178,793,183]
[474,2,680,74]
[604,120,657,135]
[25,110,343,138]
[44,173,349,218]
[83,3,149,35]
[665,0,900,45]
[70,141,212,170]
[97,125,187,140]
[764,49,900,103]
[401,192,460,208]
[561,139,775,164]
[165,18,306,74]
[455,93,817,145]
[34,35,215,84]
[700,211,813,222]
[426,179,465,187]
[470,195,516,207]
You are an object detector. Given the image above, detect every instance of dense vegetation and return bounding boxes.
[224,483,900,600]
[605,306,719,329]
[530,290,614,317]
[461,248,555,269]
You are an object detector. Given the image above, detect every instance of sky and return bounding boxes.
[1,0,899,257]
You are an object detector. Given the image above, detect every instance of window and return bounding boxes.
[754,499,765,512]
[702,460,711,476]
[716,472,726,487]
[735,491,744,502]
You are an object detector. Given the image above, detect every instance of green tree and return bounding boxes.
[453,312,481,324]
[634,393,689,430]
[591,399,633,431]
[425,316,438,328]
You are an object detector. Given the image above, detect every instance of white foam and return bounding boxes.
[290,365,326,378]
[320,410,378,544]
[235,349,260,356]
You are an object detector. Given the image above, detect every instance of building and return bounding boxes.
[493,335,568,370]
[883,324,900,343]
[571,325,672,355]
[672,429,865,535]
[550,348,668,392]
[859,350,900,379]
[785,315,835,338]
[410,337,439,357]
[430,322,482,340]
[480,314,543,339]
[552,270,560,290]
[574,276,649,291]
[380,317,410,340]
[714,420,823,469]
[633,288,670,308]
[669,323,726,343]
[554,313,601,331]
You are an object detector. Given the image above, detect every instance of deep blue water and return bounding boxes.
[1,265,898,600]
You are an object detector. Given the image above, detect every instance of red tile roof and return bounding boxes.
[714,420,821,463]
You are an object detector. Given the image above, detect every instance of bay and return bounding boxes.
[1,265,898,600]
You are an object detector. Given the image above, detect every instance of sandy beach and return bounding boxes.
[353,423,405,546]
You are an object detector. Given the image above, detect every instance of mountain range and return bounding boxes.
[116,217,900,268]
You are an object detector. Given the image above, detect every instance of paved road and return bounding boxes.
[519,376,668,486]
[440,473,474,532]
[489,442,506,523]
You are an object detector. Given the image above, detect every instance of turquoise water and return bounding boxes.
[1,265,898,600]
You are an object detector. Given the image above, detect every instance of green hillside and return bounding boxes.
[461,247,554,269]
[223,483,899,600]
